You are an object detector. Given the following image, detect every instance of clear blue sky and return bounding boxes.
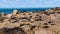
[0,0,60,8]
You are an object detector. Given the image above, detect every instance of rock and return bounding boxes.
[54,7,60,11]
[35,28,52,34]
[1,12,5,17]
[20,25,33,34]
[12,10,18,15]
[0,8,60,34]
[45,9,54,14]
[6,14,12,18]
[0,30,4,34]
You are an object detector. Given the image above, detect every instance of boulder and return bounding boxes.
[12,10,18,15]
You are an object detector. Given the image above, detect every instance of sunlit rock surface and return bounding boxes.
[0,8,60,34]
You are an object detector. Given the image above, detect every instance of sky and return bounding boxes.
[0,0,60,8]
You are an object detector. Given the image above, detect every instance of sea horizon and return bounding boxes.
[0,7,55,14]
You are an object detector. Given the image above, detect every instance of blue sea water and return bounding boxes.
[0,8,50,14]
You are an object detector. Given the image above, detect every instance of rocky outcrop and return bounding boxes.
[0,8,60,34]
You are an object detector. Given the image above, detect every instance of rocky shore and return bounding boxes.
[0,7,60,34]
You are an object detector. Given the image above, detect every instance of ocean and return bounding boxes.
[0,8,50,14]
